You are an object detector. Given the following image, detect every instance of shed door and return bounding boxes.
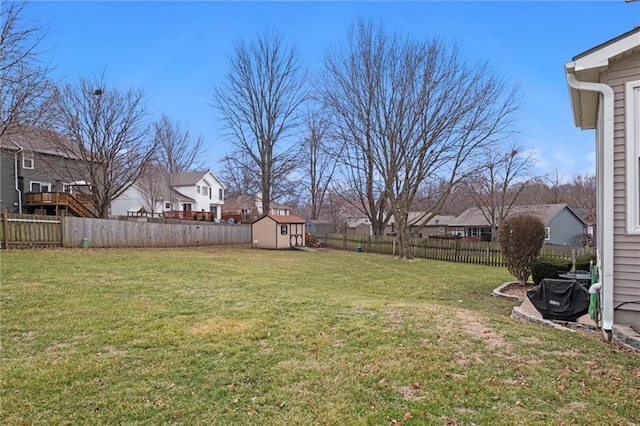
[289,223,304,247]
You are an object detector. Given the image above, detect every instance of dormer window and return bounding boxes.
[22,152,34,169]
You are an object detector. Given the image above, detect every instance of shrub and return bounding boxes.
[575,252,597,272]
[498,214,546,285]
[530,256,572,286]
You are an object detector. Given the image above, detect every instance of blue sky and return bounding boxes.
[23,0,640,181]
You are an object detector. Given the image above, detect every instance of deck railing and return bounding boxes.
[25,192,97,218]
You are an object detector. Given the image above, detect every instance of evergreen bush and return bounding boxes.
[530,256,573,286]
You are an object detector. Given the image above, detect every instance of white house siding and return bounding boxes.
[607,51,640,323]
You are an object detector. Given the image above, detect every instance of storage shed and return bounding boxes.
[252,214,306,249]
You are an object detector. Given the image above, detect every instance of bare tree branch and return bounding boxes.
[323,18,520,258]
[212,30,307,215]
[49,74,156,218]
[0,0,54,137]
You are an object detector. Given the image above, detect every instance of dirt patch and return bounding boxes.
[499,282,536,300]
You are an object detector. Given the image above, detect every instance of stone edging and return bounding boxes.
[492,281,523,302]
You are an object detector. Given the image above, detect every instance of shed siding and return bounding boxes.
[252,217,277,249]
[606,50,640,321]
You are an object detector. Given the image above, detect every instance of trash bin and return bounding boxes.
[80,237,89,248]
[527,278,590,322]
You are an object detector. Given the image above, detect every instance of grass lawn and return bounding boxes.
[1,247,638,425]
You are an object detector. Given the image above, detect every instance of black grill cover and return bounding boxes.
[527,279,590,322]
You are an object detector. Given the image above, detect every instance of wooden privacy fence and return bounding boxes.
[1,213,63,248]
[318,233,592,267]
[1,213,251,249]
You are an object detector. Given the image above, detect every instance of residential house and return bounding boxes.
[0,127,96,217]
[111,170,226,221]
[449,204,587,246]
[385,213,456,238]
[222,194,292,224]
[251,214,305,249]
[565,27,640,334]
[344,216,372,235]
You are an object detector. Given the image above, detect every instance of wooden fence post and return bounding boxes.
[2,210,10,250]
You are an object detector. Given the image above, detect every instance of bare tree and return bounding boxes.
[545,169,566,204]
[0,0,53,137]
[300,105,341,220]
[323,19,520,258]
[464,142,535,240]
[49,75,156,218]
[218,151,261,197]
[152,114,205,174]
[212,30,307,215]
[567,173,596,217]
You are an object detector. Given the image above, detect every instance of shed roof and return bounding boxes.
[255,214,306,224]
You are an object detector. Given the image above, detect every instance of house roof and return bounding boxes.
[345,216,371,228]
[306,219,332,225]
[388,212,456,227]
[565,26,640,129]
[450,204,585,227]
[0,126,82,159]
[255,214,306,224]
[167,170,225,189]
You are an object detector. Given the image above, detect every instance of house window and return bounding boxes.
[209,187,212,199]
[241,209,249,220]
[30,181,51,192]
[165,202,171,210]
[219,188,223,200]
[544,227,551,241]
[210,206,217,219]
[22,152,34,169]
[202,185,207,197]
[183,203,192,211]
[280,224,288,235]
[625,80,640,234]
[196,186,201,194]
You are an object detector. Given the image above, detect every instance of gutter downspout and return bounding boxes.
[566,72,615,339]
[10,137,24,214]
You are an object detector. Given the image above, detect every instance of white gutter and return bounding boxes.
[10,137,24,214]
[566,72,615,338]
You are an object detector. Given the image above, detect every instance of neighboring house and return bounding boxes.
[305,219,334,236]
[344,216,372,235]
[449,204,587,246]
[0,127,95,217]
[222,194,292,223]
[385,213,456,238]
[251,214,305,249]
[565,27,640,334]
[111,170,226,221]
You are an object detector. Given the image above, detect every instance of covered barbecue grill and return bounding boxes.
[527,278,590,322]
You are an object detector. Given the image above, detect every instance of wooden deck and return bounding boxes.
[25,192,97,218]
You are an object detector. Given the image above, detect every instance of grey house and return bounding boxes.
[0,127,94,216]
[449,204,587,246]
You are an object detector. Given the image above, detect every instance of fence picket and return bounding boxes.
[1,214,251,249]
[319,233,590,267]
